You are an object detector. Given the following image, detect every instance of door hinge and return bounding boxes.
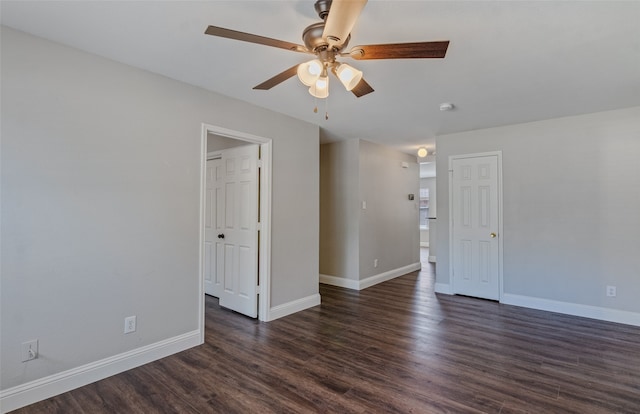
[257,222,262,231]
[257,160,263,168]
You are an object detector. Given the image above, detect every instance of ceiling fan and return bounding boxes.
[204,0,449,100]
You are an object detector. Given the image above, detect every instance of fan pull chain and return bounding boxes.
[325,96,329,120]
[311,97,328,120]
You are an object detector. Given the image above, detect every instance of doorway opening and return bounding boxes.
[419,157,437,263]
[198,124,272,338]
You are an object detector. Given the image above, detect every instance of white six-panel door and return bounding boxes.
[451,154,501,300]
[218,145,259,317]
[204,144,259,317]
[204,157,223,297]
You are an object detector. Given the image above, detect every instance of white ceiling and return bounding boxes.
[2,1,639,156]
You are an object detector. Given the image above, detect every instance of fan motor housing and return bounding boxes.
[303,22,350,52]
[302,22,328,51]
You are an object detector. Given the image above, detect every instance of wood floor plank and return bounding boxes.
[5,391,85,414]
[10,252,640,413]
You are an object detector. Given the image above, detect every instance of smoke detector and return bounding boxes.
[439,103,455,111]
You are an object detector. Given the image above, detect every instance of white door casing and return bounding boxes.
[217,144,259,317]
[449,152,502,300]
[199,124,272,331]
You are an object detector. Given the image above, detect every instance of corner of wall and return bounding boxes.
[266,294,321,321]
[0,331,202,413]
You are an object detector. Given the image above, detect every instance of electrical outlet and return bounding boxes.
[21,340,38,362]
[374,259,378,268]
[606,286,616,297]
[124,316,137,334]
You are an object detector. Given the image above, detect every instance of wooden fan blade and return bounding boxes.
[205,25,310,54]
[329,66,373,97]
[351,78,374,98]
[349,41,449,60]
[253,65,300,90]
[323,0,367,49]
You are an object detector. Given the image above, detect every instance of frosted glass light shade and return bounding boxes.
[336,63,363,91]
[297,59,323,86]
[417,148,428,157]
[309,75,329,98]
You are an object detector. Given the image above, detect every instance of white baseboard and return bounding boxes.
[428,256,436,263]
[319,274,360,290]
[360,262,421,290]
[501,293,640,327]
[266,293,321,321]
[427,285,639,327]
[321,263,421,291]
[420,242,429,247]
[434,283,453,294]
[0,330,202,413]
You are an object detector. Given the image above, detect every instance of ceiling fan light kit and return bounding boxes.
[336,63,363,91]
[205,0,449,108]
[309,74,330,98]
[297,59,323,86]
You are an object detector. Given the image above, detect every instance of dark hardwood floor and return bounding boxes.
[12,253,640,413]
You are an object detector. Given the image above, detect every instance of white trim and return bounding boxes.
[428,256,436,263]
[501,294,640,327]
[0,331,201,413]
[206,151,222,161]
[434,283,453,294]
[429,288,640,327]
[320,263,421,291]
[360,262,422,290]
[258,142,272,322]
[266,294,321,321]
[198,127,207,344]
[201,124,272,322]
[448,151,503,300]
[419,241,429,247]
[448,164,454,295]
[320,274,360,290]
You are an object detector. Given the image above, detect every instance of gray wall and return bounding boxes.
[436,106,640,313]
[358,140,419,278]
[1,27,319,390]
[320,139,419,281]
[319,140,360,280]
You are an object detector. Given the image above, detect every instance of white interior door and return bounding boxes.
[204,157,223,297]
[451,154,501,300]
[217,145,259,317]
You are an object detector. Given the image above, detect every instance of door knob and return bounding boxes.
[490,232,497,238]
[218,234,225,239]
